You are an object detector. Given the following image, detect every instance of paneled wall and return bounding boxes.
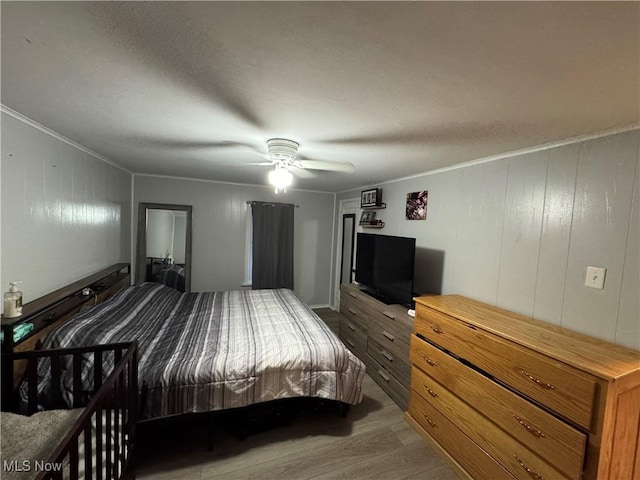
[1,112,132,303]
[335,130,639,349]
[134,175,335,306]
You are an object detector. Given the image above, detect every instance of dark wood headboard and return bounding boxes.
[1,263,131,411]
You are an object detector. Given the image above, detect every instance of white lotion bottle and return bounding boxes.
[3,281,23,318]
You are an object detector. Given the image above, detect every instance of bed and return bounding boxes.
[31,282,366,421]
[1,342,138,480]
[154,264,185,292]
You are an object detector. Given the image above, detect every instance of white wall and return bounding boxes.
[1,112,132,303]
[134,176,335,306]
[334,130,640,350]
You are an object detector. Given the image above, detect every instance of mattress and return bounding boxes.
[35,283,365,419]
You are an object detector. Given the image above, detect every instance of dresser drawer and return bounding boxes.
[368,338,411,387]
[340,314,367,344]
[411,370,573,480]
[415,304,597,429]
[368,358,409,410]
[340,284,411,410]
[341,285,414,339]
[410,335,586,480]
[340,283,369,307]
[368,324,410,363]
[363,303,413,342]
[340,297,368,333]
[408,390,516,480]
[340,322,367,359]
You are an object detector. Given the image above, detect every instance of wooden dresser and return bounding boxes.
[405,294,640,480]
[339,283,414,409]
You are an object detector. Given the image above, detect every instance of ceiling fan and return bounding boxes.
[127,134,356,192]
[253,138,355,193]
[262,138,354,171]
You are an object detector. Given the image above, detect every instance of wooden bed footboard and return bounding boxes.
[11,342,138,480]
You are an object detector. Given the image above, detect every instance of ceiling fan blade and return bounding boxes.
[298,159,355,173]
[290,167,315,179]
[318,134,408,146]
[247,161,275,166]
[121,136,259,152]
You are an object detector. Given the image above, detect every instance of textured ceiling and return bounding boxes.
[2,1,638,192]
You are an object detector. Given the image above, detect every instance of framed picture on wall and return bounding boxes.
[406,191,428,220]
[361,188,382,208]
[359,211,376,225]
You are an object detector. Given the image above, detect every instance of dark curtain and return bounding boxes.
[251,201,294,289]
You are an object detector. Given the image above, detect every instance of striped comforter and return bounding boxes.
[38,283,365,419]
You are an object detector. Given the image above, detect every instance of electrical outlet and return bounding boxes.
[585,266,606,290]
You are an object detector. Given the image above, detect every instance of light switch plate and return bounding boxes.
[585,266,606,290]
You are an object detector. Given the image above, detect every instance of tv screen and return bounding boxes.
[355,233,416,307]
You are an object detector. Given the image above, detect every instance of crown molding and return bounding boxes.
[133,173,335,195]
[1,104,132,174]
[339,123,640,194]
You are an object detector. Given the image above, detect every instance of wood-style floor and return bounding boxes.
[133,308,460,480]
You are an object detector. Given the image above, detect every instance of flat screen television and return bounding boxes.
[354,233,416,307]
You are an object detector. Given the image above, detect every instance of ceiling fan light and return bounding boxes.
[267,138,299,164]
[268,166,293,193]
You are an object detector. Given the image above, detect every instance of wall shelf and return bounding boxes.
[360,200,385,228]
[362,203,386,210]
[360,203,385,228]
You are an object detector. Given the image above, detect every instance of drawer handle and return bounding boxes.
[423,385,439,398]
[422,414,438,428]
[513,455,544,480]
[347,322,356,331]
[430,325,443,334]
[378,370,391,382]
[383,311,395,320]
[520,370,556,390]
[346,340,355,348]
[382,350,394,362]
[382,330,394,341]
[513,414,546,438]
[348,308,357,316]
[348,292,357,298]
[421,355,439,367]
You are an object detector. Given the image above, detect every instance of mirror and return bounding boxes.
[340,213,356,284]
[136,203,192,292]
